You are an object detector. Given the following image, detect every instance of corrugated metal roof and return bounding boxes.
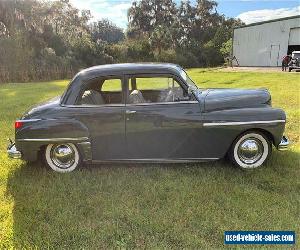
[234,15,300,29]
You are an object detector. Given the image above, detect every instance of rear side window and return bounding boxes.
[79,78,123,105]
[101,79,122,92]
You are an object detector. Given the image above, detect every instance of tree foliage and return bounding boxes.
[0,0,112,82]
[90,19,124,44]
[0,0,243,83]
[127,0,243,67]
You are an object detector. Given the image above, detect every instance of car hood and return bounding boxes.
[203,88,271,112]
[22,96,61,119]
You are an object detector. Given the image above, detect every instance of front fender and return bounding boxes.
[201,107,286,158]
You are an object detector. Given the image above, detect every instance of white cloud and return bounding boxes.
[237,5,300,24]
[69,0,132,29]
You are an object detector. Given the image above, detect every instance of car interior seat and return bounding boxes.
[81,90,105,105]
[128,90,146,104]
[164,87,184,102]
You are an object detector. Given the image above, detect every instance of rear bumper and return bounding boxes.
[7,142,22,159]
[277,136,289,151]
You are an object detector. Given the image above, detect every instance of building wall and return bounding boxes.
[233,16,300,66]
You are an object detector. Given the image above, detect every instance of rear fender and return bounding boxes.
[15,119,91,162]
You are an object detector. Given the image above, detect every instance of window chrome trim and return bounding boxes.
[62,101,199,108]
[17,137,89,142]
[125,101,199,107]
[61,104,125,108]
[203,120,286,127]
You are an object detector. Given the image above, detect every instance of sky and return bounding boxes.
[69,0,300,29]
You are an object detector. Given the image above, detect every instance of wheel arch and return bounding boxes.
[245,128,274,144]
[227,128,275,156]
[38,140,91,163]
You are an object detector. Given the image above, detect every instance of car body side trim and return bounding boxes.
[17,119,41,122]
[17,137,89,142]
[203,120,286,127]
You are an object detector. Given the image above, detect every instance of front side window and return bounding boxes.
[79,78,123,105]
[128,76,190,104]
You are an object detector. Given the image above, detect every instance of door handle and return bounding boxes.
[126,110,136,114]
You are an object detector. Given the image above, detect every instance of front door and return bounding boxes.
[125,75,205,160]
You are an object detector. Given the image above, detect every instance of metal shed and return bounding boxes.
[232,15,300,67]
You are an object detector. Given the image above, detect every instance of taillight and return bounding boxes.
[15,121,24,129]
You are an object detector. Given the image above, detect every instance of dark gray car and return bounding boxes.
[8,63,289,172]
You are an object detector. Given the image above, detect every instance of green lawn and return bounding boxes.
[0,69,299,248]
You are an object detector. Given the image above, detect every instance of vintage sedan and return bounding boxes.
[8,63,289,172]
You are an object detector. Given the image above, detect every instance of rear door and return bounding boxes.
[124,74,205,160]
[73,76,127,160]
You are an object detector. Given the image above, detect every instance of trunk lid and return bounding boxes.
[21,96,61,119]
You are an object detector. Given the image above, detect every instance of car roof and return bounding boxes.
[77,63,182,80]
[61,63,186,105]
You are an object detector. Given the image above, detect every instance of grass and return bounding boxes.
[0,69,299,248]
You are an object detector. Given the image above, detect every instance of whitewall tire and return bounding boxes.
[229,132,271,169]
[45,143,80,172]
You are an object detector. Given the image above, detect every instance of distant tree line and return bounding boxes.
[0,0,243,83]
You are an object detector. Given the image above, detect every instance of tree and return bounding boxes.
[127,0,178,38]
[220,38,232,58]
[177,0,195,47]
[0,0,244,83]
[189,0,221,44]
[213,17,243,48]
[0,0,115,82]
[150,25,173,55]
[90,19,124,44]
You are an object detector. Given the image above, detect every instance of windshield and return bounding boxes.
[178,68,198,91]
[292,53,300,59]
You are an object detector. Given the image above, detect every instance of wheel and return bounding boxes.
[44,143,81,172]
[228,132,271,169]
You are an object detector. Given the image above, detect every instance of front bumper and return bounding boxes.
[277,136,289,151]
[7,142,22,159]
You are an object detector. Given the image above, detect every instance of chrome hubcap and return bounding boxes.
[50,144,75,168]
[237,138,263,164]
